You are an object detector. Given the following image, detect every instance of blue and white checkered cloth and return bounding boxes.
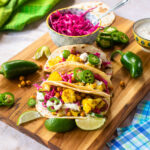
[108,100,150,150]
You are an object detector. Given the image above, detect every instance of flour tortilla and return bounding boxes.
[71,1,115,27]
[44,44,112,76]
[36,81,110,119]
[52,61,112,89]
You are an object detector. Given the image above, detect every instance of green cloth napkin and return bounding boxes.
[0,0,60,31]
[0,0,9,6]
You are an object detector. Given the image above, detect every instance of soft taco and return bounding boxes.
[44,44,112,76]
[46,62,112,95]
[71,1,115,27]
[36,81,110,119]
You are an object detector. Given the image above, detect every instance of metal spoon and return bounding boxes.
[100,0,128,19]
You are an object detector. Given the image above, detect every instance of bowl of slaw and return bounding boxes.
[46,7,100,46]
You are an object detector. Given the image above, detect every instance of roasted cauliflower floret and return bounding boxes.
[62,89,76,103]
[82,98,102,114]
[66,54,80,62]
[71,110,79,117]
[85,83,97,89]
[48,71,62,81]
[48,56,62,66]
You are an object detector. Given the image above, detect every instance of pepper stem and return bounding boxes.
[111,50,124,60]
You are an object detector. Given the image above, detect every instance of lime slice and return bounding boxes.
[34,46,51,60]
[75,117,106,131]
[17,111,41,125]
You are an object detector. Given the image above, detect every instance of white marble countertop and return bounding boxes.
[0,0,150,149]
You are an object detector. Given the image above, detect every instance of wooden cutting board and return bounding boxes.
[0,16,150,150]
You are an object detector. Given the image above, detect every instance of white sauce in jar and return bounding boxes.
[136,22,150,40]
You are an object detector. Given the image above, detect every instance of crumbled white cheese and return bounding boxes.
[97,58,102,69]
[54,102,62,110]
[62,103,80,111]
[95,80,103,86]
[100,53,107,62]
[59,53,63,58]
[37,92,44,101]
[46,100,53,107]
[46,99,62,111]
[80,53,88,62]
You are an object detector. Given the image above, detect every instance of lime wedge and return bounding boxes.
[34,46,51,60]
[17,111,41,126]
[75,117,106,131]
[44,47,51,58]
[45,118,76,132]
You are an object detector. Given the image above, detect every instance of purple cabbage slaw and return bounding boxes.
[49,8,99,36]
[94,74,109,94]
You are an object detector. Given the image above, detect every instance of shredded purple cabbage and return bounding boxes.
[94,52,101,58]
[49,9,99,36]
[94,74,109,94]
[102,61,111,67]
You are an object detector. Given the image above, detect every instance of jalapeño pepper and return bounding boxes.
[111,31,120,43]
[96,27,129,49]
[88,54,100,65]
[90,112,103,118]
[73,68,83,82]
[0,92,14,106]
[111,50,143,78]
[100,38,113,48]
[104,27,118,33]
[47,106,56,112]
[49,97,60,104]
[27,98,36,107]
[82,70,95,83]
[0,60,39,79]
[99,32,112,40]
[96,32,113,48]
[118,32,129,44]
[47,97,60,112]
[63,50,70,59]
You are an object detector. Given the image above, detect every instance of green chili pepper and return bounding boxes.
[0,92,14,106]
[96,31,114,48]
[111,31,120,43]
[88,54,100,65]
[73,68,83,82]
[97,38,113,49]
[47,97,60,112]
[104,27,118,33]
[90,112,103,118]
[63,50,70,59]
[0,60,39,79]
[47,106,56,112]
[82,70,95,83]
[0,94,5,106]
[118,32,129,44]
[49,97,60,104]
[111,50,143,78]
[27,98,36,107]
[100,32,112,40]
[96,26,129,49]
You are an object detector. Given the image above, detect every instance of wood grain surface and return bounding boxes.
[0,16,150,150]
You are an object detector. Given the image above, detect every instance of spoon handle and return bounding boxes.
[100,0,128,19]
